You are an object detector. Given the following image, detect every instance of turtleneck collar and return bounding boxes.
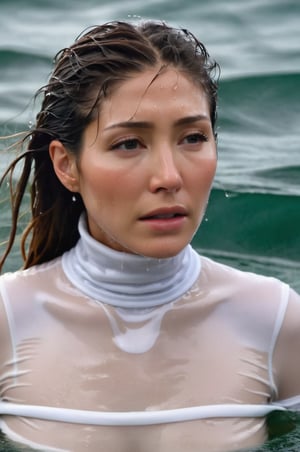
[62,214,201,309]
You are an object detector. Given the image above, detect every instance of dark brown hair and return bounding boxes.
[0,20,219,272]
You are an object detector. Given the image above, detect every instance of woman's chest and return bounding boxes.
[2,303,272,411]
[0,300,272,451]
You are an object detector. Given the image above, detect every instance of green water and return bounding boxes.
[0,0,300,450]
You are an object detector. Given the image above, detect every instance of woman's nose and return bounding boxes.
[149,147,183,193]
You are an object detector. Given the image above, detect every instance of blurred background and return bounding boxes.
[1,0,299,284]
[0,0,300,448]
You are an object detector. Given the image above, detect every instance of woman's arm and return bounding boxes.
[273,287,300,405]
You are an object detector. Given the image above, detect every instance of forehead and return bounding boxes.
[100,67,209,123]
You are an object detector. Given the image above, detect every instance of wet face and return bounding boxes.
[73,67,217,258]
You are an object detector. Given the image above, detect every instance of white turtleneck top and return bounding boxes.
[62,214,201,310]
[0,215,300,452]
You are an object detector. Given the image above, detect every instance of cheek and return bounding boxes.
[207,159,217,184]
[192,158,217,192]
[79,166,134,208]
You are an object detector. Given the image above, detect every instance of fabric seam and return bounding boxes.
[0,278,18,385]
[268,281,290,400]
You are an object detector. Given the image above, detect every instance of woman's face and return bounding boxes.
[74,67,217,258]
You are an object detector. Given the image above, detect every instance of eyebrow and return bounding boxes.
[103,114,210,131]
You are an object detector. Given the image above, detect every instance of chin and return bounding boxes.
[108,236,191,259]
[138,243,188,259]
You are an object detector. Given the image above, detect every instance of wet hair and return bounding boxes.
[0,20,219,271]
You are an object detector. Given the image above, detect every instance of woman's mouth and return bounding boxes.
[139,207,187,231]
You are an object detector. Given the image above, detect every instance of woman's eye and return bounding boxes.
[182,133,208,144]
[111,138,141,151]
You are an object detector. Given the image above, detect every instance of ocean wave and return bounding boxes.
[215,71,300,195]
[0,48,51,65]
[194,188,300,262]
[218,72,300,133]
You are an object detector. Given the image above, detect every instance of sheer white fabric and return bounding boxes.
[0,220,299,451]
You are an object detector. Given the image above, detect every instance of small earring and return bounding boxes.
[72,194,77,202]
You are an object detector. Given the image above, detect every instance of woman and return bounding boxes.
[0,20,299,452]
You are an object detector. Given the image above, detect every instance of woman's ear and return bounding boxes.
[49,140,80,192]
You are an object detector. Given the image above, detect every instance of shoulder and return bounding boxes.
[194,254,292,332]
[193,255,299,352]
[0,257,66,365]
[0,257,70,341]
[0,257,63,303]
[198,254,285,294]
